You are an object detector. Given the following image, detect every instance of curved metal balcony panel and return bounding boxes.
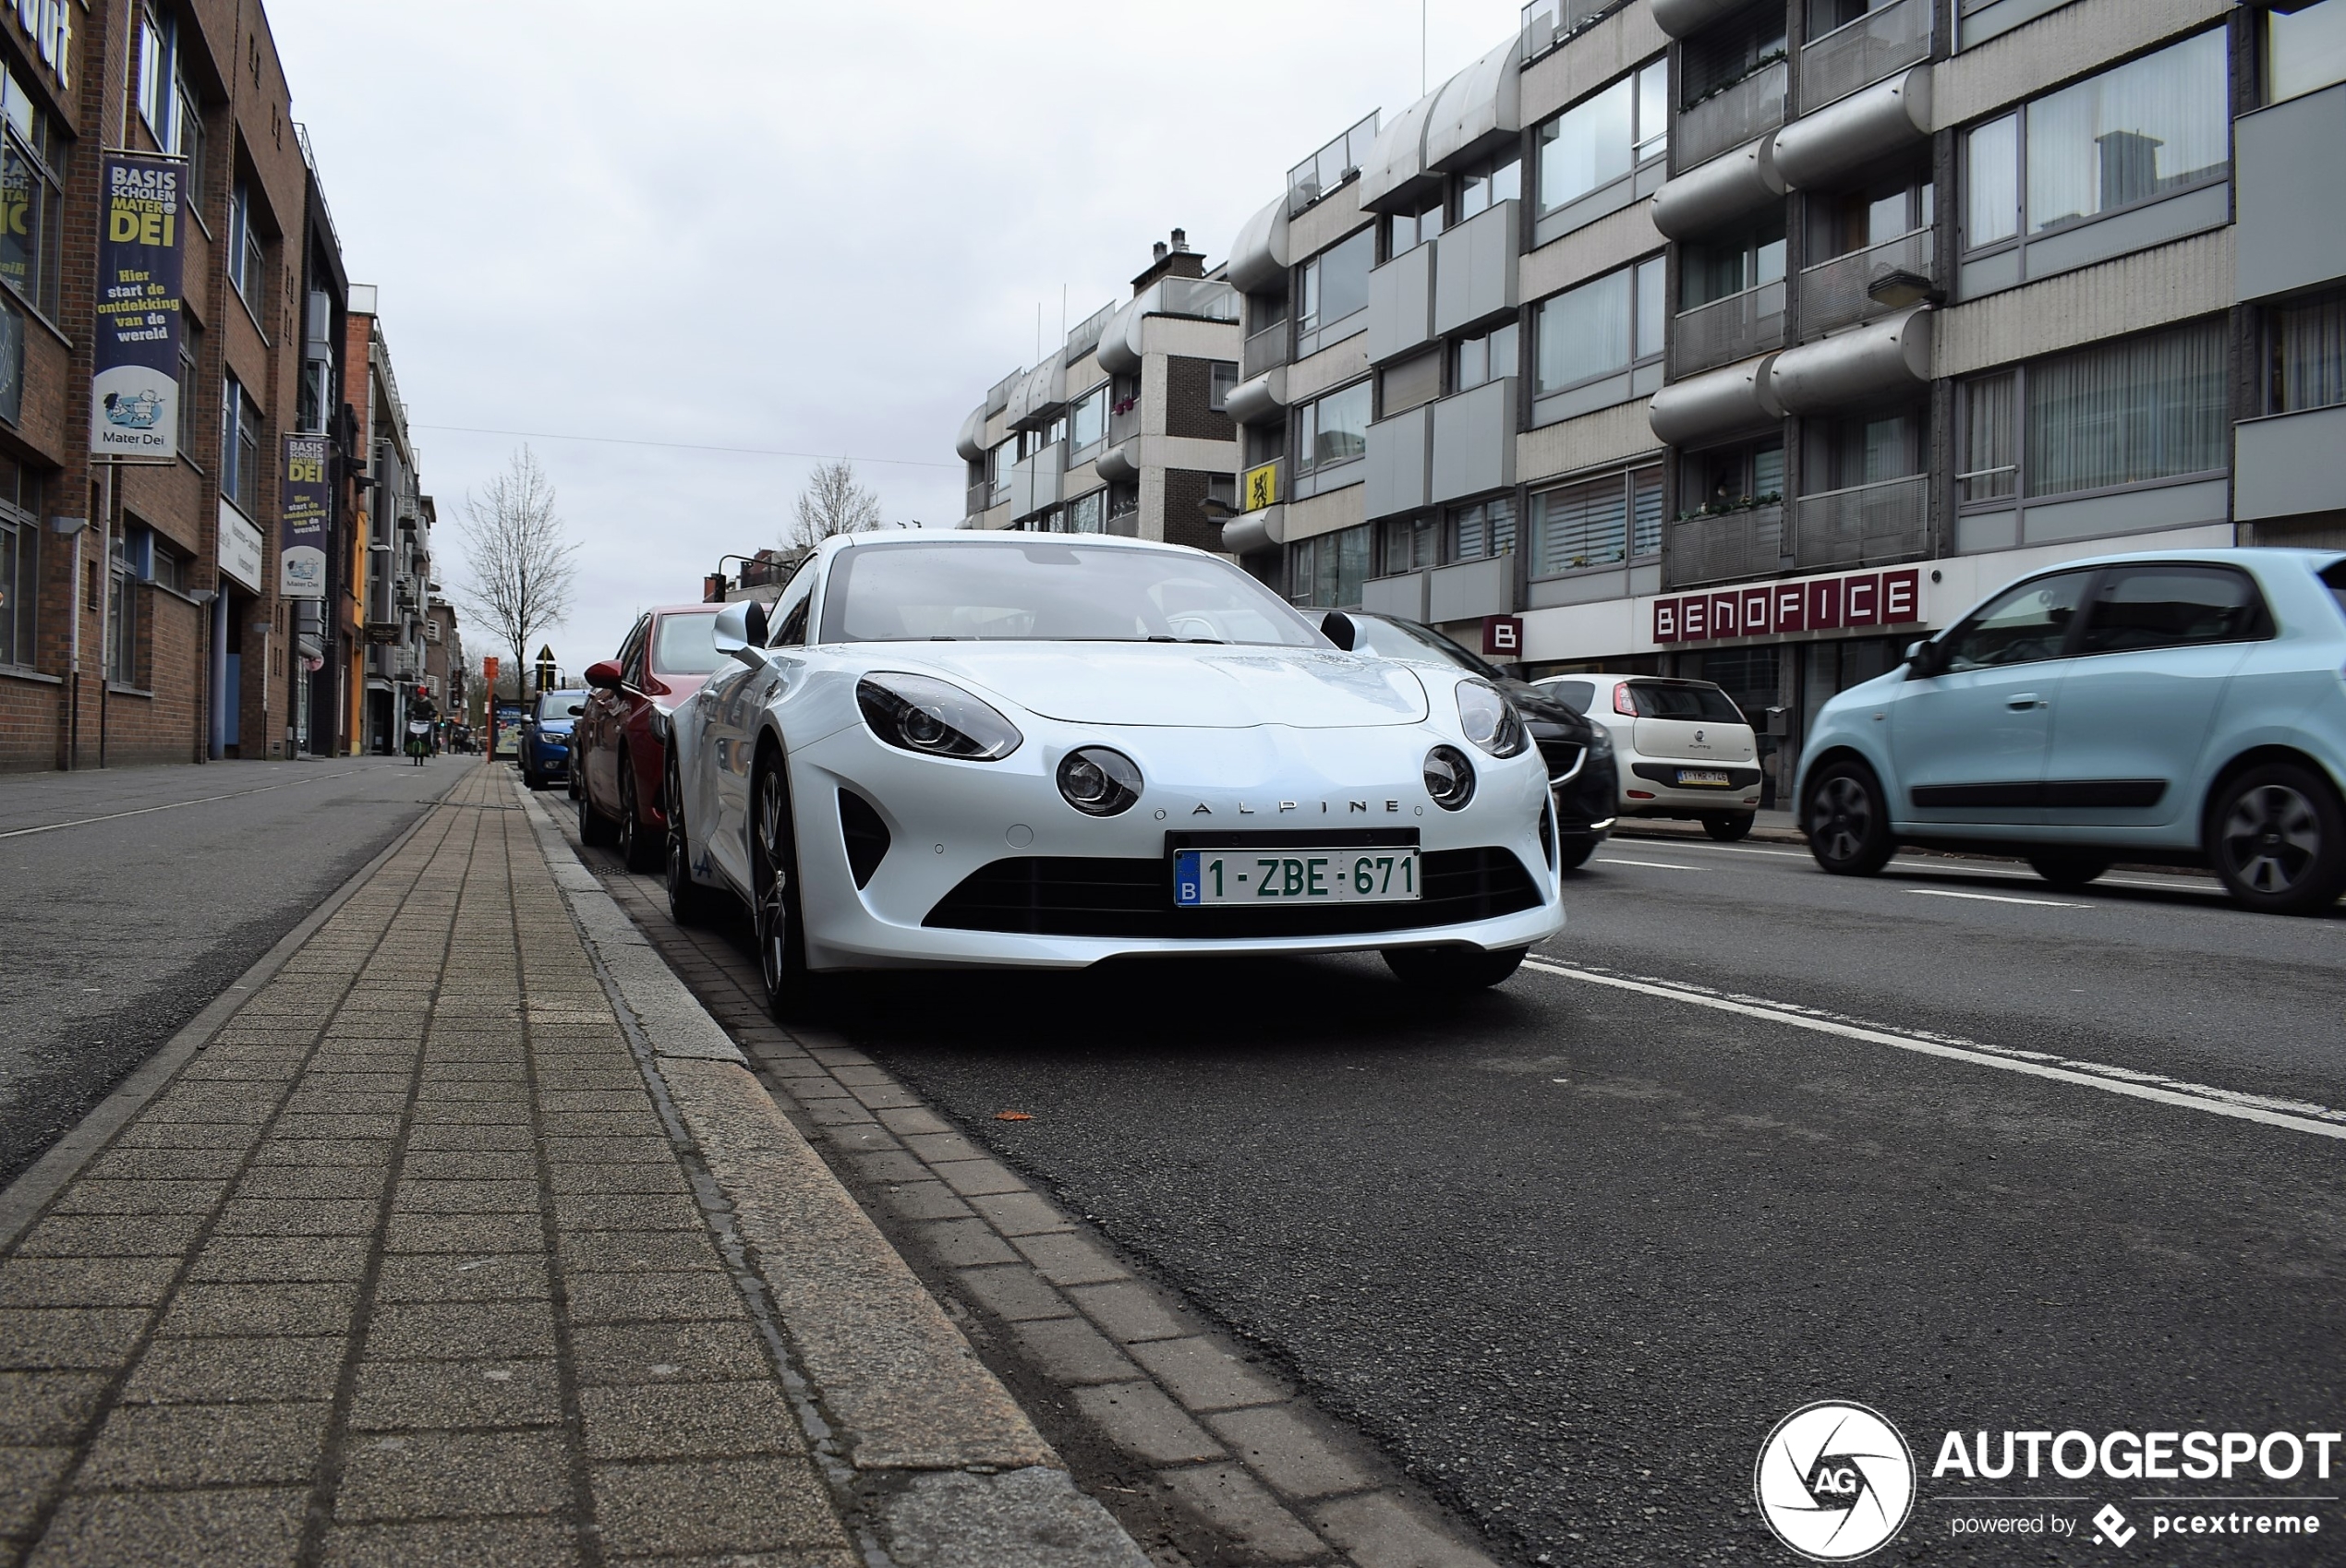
[1220,503,1287,556]
[955,405,988,464]
[1652,0,1751,41]
[1769,307,1931,415]
[1648,356,1784,450]
[1359,91,1443,215]
[1227,197,1292,295]
[1772,66,1930,191]
[1797,0,1932,115]
[1676,60,1787,170]
[1670,280,1786,378]
[1652,136,1787,240]
[1226,367,1289,427]
[1425,34,1524,173]
[1007,360,1068,428]
[1094,443,1141,485]
[1095,297,1144,376]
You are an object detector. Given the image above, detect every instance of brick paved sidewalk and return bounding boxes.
[0,766,853,1566]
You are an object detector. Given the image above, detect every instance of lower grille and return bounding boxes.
[924,848,1544,938]
[1536,738,1585,782]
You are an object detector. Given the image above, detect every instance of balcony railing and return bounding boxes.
[1288,112,1379,217]
[1065,300,1115,364]
[1796,229,1935,339]
[966,478,990,517]
[1671,279,1785,377]
[1520,0,1622,63]
[1242,320,1290,380]
[1157,276,1240,324]
[1792,475,1928,571]
[1799,0,1932,114]
[1107,400,1141,447]
[1665,503,1784,589]
[1676,58,1786,171]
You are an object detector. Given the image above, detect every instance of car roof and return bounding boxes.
[2011,547,2346,574]
[831,528,1211,559]
[649,603,720,616]
[1534,672,1726,686]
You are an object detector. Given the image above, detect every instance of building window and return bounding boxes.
[1455,153,1520,226]
[1069,383,1106,450]
[1963,30,2229,252]
[1298,229,1373,334]
[988,438,1016,506]
[1682,5,1786,103]
[108,530,139,686]
[223,374,262,511]
[1810,175,1932,263]
[1682,440,1784,516]
[2267,0,2346,105]
[177,76,204,204]
[1385,198,1442,259]
[1379,514,1438,573]
[228,177,265,314]
[1288,524,1371,609]
[1534,256,1664,394]
[137,6,173,144]
[1960,320,2228,502]
[1530,465,1663,576]
[1068,489,1105,534]
[2269,290,2346,415]
[1534,58,1668,217]
[1379,347,1442,416]
[1207,360,1239,412]
[1681,221,1784,309]
[0,71,65,322]
[1294,380,1371,475]
[1449,498,1518,562]
[1805,412,1921,492]
[0,497,33,668]
[178,324,201,459]
[1452,322,1519,392]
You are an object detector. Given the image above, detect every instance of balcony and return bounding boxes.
[1288,112,1379,217]
[1796,229,1935,340]
[965,477,990,517]
[1792,475,1928,571]
[1670,280,1785,378]
[1010,440,1065,521]
[1799,0,1932,115]
[1520,0,1625,63]
[1107,398,1141,447]
[1065,300,1115,364]
[1676,59,1785,172]
[1242,320,1291,380]
[1665,503,1783,589]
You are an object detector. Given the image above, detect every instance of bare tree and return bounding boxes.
[788,458,884,547]
[453,446,577,692]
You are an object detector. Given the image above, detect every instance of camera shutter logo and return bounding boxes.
[1754,1401,1916,1561]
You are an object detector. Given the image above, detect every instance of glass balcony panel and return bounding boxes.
[1792,474,1929,569]
[1677,59,1786,171]
[1799,0,1934,115]
[1796,228,1935,339]
[1243,321,1292,380]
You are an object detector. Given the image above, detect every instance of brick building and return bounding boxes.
[0,0,447,772]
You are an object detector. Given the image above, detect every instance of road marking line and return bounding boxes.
[1616,838,2219,891]
[1517,958,2346,1141]
[1909,888,2089,908]
[1596,857,1701,871]
[0,767,376,840]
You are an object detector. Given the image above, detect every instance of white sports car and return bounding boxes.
[662,532,1564,1013]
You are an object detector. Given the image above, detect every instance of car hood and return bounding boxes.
[882,645,1430,729]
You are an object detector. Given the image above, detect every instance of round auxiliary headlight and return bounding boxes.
[1424,744,1476,811]
[1057,747,1143,816]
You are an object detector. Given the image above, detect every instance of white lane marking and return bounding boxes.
[1518,958,2346,1141]
[0,768,375,840]
[1910,888,2089,908]
[1597,857,1701,871]
[1614,839,1810,860]
[1615,838,2218,894]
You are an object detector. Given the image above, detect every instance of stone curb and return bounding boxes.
[0,778,455,1253]
[514,787,1150,1568]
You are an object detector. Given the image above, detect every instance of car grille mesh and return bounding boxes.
[923,847,1543,938]
[1535,738,1585,782]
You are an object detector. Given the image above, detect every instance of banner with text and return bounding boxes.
[91,153,186,462]
[281,435,330,598]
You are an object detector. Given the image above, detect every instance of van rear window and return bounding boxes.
[1626,681,1746,723]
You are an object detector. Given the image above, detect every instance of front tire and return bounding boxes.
[1556,838,1599,872]
[2210,763,2346,915]
[664,753,718,928]
[1702,812,1755,842]
[751,759,809,1018]
[2027,851,2111,889]
[617,754,661,874]
[1382,945,1527,991]
[1805,759,1895,876]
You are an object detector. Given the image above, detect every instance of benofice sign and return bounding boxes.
[1652,566,1922,644]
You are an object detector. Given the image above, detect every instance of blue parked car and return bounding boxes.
[520,689,589,791]
[1796,549,2346,913]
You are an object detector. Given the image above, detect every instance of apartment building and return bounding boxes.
[344,286,436,754]
[1190,0,2346,805]
[958,231,1241,546]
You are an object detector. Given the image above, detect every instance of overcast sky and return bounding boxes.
[270,0,1524,681]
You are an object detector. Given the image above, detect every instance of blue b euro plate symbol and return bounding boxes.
[1174,850,1202,907]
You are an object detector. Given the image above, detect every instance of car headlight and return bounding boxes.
[1424,744,1476,810]
[1456,679,1529,758]
[856,672,1023,761]
[1586,724,1614,758]
[1057,747,1143,816]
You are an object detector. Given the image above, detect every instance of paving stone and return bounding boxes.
[538,1134,674,1164]
[1161,1464,1329,1563]
[546,1164,687,1197]
[79,1400,332,1489]
[589,1456,845,1555]
[333,1429,570,1522]
[570,1321,775,1386]
[882,1181,973,1223]
[186,1236,370,1284]
[104,1123,260,1152]
[554,1230,722,1274]
[901,1131,982,1164]
[372,1252,551,1304]
[119,1335,346,1405]
[845,1151,927,1184]
[797,1099,877,1128]
[871,1106,951,1138]
[966,1190,1075,1237]
[384,1213,546,1253]
[0,1257,181,1309]
[1072,1381,1225,1465]
[9,1213,204,1259]
[845,1083,925,1111]
[954,1265,1074,1324]
[1205,1405,1375,1502]
[27,1485,308,1567]
[824,1064,893,1089]
[912,1218,1020,1269]
[1010,1232,1131,1287]
[0,1372,110,1444]
[348,1357,562,1429]
[410,1102,534,1126]
[1310,1492,1499,1568]
[272,1114,405,1141]
[81,1147,248,1181]
[234,1165,389,1200]
[49,1178,230,1215]
[214,1199,381,1236]
[929,1158,1027,1198]
[402,1124,534,1152]
[579,1380,800,1459]
[159,1282,358,1339]
[564,1272,749,1325]
[391,1178,541,1214]
[362,1300,558,1360]
[821,1124,901,1156]
[247,1140,395,1169]
[1128,1337,1284,1413]
[550,1193,704,1231]
[1010,1318,1141,1385]
[0,1445,71,1538]
[1066,1280,1189,1345]
[319,1516,581,1568]
[0,1308,150,1369]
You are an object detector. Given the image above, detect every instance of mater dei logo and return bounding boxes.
[1753,1402,1917,1562]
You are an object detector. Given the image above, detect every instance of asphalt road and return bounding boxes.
[0,754,464,1188]
[814,837,2346,1564]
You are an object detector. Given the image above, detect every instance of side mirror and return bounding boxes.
[1905,638,1942,679]
[584,659,623,690]
[712,600,769,667]
[1321,610,1357,651]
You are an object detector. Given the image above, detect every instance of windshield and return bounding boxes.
[651,610,723,674]
[1625,681,1746,723]
[1346,615,1501,677]
[535,691,588,721]
[821,541,1324,646]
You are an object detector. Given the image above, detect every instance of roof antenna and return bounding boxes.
[1421,0,1427,97]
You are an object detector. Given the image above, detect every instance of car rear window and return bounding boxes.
[1625,681,1745,723]
[1541,680,1596,713]
[535,691,587,720]
[652,611,723,674]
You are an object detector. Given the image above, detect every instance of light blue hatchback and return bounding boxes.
[1794,549,2346,913]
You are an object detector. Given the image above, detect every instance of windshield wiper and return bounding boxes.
[1145,634,1227,645]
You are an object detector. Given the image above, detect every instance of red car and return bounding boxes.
[576,603,724,871]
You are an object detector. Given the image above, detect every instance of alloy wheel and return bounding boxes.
[2221,784,2320,895]
[1810,776,1871,864]
[754,770,794,1005]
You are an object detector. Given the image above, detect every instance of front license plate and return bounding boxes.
[1675,768,1732,787]
[1174,849,1421,907]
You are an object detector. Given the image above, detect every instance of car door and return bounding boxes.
[588,617,647,812]
[1889,569,2093,827]
[2039,564,2265,830]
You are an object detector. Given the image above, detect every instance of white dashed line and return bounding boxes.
[1596,857,1701,871]
[0,768,374,840]
[1909,888,2090,908]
